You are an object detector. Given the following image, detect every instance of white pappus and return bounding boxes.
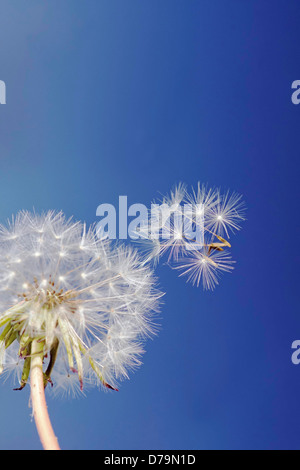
[0,211,162,395]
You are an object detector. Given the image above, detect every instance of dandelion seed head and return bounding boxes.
[0,211,162,395]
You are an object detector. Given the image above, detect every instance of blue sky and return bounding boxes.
[0,0,299,450]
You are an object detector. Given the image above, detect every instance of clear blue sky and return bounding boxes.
[0,0,299,450]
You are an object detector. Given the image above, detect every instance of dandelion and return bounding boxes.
[0,185,244,450]
[0,211,161,450]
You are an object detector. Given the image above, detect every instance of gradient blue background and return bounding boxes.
[0,0,299,450]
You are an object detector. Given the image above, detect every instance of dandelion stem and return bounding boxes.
[30,339,60,450]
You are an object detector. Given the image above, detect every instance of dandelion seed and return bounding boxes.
[136,182,245,289]
[205,189,246,238]
[175,250,235,290]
